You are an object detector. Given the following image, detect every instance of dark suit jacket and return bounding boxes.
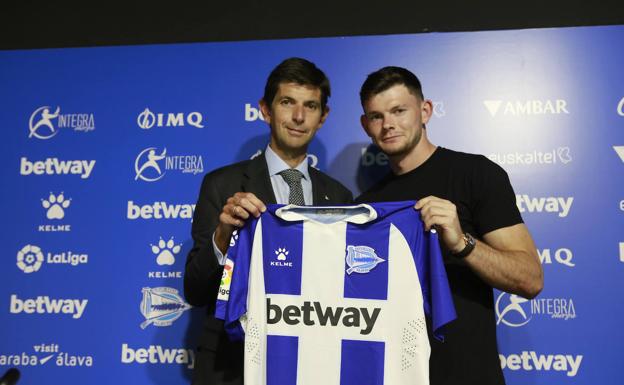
[184,153,353,385]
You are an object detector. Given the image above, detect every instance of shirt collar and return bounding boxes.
[265,144,310,180]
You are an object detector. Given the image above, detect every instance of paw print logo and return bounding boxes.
[275,248,289,261]
[41,192,71,220]
[229,230,239,247]
[17,244,44,273]
[151,237,182,266]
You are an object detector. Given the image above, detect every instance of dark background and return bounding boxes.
[2,1,624,50]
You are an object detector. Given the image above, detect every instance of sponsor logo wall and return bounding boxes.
[1,25,622,384]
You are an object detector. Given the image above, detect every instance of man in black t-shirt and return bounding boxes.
[356,66,544,385]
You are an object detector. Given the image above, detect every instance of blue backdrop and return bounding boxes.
[1,24,623,384]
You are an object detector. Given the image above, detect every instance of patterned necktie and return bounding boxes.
[279,169,305,205]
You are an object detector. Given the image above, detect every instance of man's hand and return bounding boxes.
[415,196,464,253]
[214,192,266,254]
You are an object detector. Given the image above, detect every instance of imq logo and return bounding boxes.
[538,248,574,267]
[483,99,569,117]
[29,106,95,139]
[137,108,204,129]
[134,147,203,182]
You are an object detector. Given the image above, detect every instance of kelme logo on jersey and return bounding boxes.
[483,99,569,117]
[0,343,93,368]
[121,343,195,369]
[20,157,95,179]
[345,245,385,274]
[495,292,576,328]
[16,244,88,273]
[271,247,293,267]
[28,106,95,140]
[266,298,380,335]
[139,287,191,329]
[9,295,88,319]
[500,351,583,377]
[515,195,573,217]
[134,147,204,182]
[137,108,204,129]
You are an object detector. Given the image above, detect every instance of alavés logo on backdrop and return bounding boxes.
[487,147,572,166]
[9,295,88,319]
[516,194,573,217]
[20,157,95,179]
[0,343,93,368]
[28,106,95,140]
[148,236,183,279]
[134,147,203,182]
[39,192,72,232]
[538,248,574,267]
[483,99,569,117]
[121,344,194,369]
[137,108,205,129]
[16,244,87,273]
[499,351,583,377]
[127,201,195,220]
[139,287,191,329]
[495,292,576,328]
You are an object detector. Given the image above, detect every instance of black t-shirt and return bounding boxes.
[356,147,522,385]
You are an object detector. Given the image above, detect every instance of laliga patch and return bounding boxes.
[345,245,385,275]
[218,259,234,301]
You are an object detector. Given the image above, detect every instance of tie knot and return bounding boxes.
[279,169,303,184]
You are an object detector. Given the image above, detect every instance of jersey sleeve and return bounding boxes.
[423,229,456,341]
[214,218,257,341]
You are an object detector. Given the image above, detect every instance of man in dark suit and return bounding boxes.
[184,57,353,385]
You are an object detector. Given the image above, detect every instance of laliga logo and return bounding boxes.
[17,245,44,273]
[618,97,624,116]
[137,108,204,129]
[135,147,167,182]
[496,292,531,327]
[29,106,60,139]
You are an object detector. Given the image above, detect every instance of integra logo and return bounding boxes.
[266,298,380,335]
[29,106,95,140]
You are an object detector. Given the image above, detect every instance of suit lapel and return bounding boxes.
[242,153,277,204]
[309,167,332,205]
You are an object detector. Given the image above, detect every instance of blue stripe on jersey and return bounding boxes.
[262,210,303,295]
[267,335,298,385]
[340,339,385,385]
[344,221,389,300]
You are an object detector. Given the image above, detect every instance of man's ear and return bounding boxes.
[421,99,433,125]
[259,99,271,124]
[319,105,330,126]
[360,114,372,137]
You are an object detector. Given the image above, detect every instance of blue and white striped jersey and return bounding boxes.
[216,201,456,385]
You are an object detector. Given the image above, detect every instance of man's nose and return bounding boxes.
[292,105,305,124]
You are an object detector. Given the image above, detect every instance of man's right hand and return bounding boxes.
[214,192,266,254]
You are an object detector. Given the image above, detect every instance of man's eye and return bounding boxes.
[306,104,319,110]
[394,108,406,115]
[280,99,293,105]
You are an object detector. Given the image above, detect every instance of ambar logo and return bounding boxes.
[484,99,569,117]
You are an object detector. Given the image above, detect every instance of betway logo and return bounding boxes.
[266,298,380,335]
[20,157,95,179]
[121,344,194,369]
[516,195,573,217]
[500,351,582,377]
[9,295,87,319]
[245,103,265,122]
[484,99,569,117]
[127,201,195,220]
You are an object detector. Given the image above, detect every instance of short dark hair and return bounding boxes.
[360,66,424,107]
[263,57,331,111]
